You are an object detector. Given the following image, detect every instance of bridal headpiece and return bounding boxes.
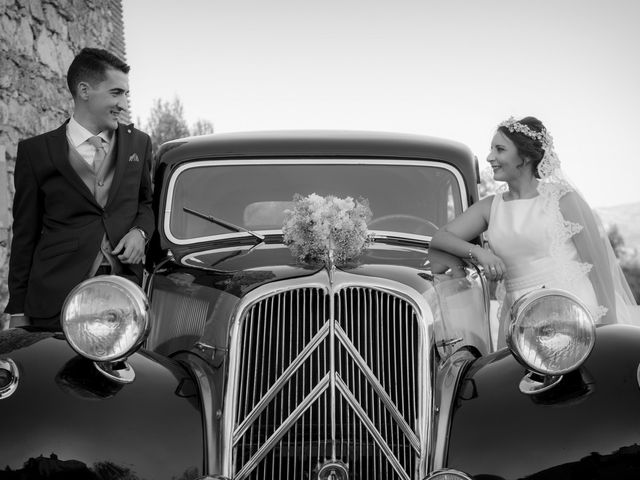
[498,116,561,181]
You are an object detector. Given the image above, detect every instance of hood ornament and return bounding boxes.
[327,248,336,284]
[317,460,349,480]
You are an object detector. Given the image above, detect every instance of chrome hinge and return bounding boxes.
[437,337,463,348]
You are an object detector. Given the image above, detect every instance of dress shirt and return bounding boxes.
[66,116,113,167]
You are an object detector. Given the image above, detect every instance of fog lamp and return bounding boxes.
[507,289,595,376]
[62,275,149,362]
[424,469,473,480]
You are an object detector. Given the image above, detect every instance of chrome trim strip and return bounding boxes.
[221,308,243,475]
[180,353,219,474]
[164,158,468,246]
[430,349,476,471]
[232,321,331,442]
[329,276,338,461]
[335,323,420,451]
[234,373,331,480]
[177,229,434,247]
[336,377,411,480]
[180,241,430,268]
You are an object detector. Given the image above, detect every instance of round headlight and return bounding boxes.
[423,469,473,480]
[507,289,595,375]
[62,275,150,362]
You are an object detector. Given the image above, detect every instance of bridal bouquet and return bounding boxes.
[283,193,372,265]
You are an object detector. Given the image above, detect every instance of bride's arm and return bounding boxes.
[430,195,506,280]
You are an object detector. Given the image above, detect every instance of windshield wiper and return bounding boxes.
[183,206,265,243]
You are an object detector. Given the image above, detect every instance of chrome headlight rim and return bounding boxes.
[0,358,20,400]
[507,288,596,376]
[61,275,150,362]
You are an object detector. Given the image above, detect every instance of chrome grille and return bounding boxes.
[230,282,425,480]
[336,287,420,476]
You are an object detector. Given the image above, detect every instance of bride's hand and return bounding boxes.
[474,248,506,281]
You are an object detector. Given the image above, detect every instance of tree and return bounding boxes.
[191,119,214,136]
[145,97,190,156]
[478,167,501,199]
[145,97,214,156]
[607,224,625,259]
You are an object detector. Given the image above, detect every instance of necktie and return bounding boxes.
[87,136,107,172]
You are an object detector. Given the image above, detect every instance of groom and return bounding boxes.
[4,48,155,329]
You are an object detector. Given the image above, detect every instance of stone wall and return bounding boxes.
[0,0,126,319]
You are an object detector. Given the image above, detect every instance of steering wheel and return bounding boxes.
[368,214,439,236]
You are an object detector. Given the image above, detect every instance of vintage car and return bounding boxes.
[2,130,640,480]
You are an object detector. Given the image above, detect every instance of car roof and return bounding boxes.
[155,130,480,207]
[160,128,472,167]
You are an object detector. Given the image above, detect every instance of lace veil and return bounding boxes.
[497,117,638,325]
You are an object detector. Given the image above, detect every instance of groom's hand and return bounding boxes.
[112,229,145,264]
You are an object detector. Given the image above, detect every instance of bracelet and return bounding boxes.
[467,245,478,261]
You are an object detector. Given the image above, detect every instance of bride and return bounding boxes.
[431,116,639,347]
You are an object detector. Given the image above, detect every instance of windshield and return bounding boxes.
[165,160,466,244]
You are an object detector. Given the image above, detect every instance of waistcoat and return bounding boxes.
[67,139,122,276]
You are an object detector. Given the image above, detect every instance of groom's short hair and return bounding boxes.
[67,47,130,97]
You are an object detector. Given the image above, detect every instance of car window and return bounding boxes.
[166,160,464,242]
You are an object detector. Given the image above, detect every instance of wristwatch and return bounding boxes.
[132,227,148,243]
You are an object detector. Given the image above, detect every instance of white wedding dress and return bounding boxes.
[476,117,638,349]
[487,192,603,348]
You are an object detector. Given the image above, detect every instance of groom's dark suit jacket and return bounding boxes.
[5,121,155,318]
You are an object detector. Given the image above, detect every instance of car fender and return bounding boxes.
[0,329,204,479]
[446,324,640,479]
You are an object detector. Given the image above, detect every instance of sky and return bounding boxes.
[122,0,640,208]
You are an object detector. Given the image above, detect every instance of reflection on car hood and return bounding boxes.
[170,242,433,296]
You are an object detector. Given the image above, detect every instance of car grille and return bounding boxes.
[230,285,424,480]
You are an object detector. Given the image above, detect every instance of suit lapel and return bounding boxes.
[47,121,100,207]
[106,123,133,209]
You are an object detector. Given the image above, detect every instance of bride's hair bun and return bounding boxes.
[498,116,547,178]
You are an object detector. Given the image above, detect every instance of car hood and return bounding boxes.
[147,242,485,358]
